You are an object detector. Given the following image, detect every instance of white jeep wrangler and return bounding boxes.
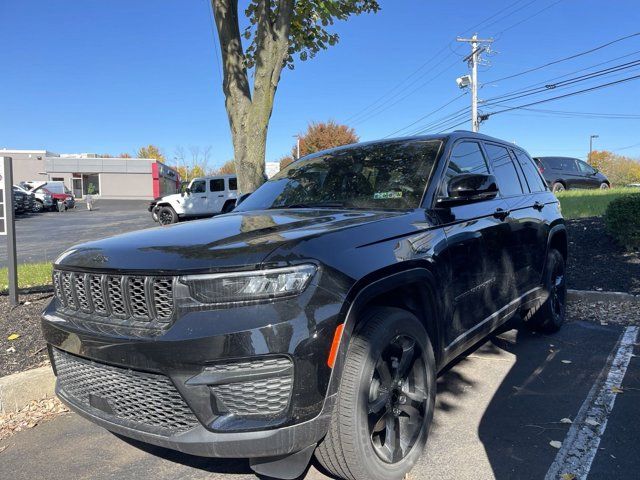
[149,175,238,225]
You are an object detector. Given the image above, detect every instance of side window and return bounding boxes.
[228,177,238,191]
[576,160,595,175]
[515,150,547,192]
[553,158,578,172]
[484,143,523,196]
[210,179,225,192]
[441,141,489,197]
[190,180,206,193]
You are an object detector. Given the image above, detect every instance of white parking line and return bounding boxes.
[545,325,639,480]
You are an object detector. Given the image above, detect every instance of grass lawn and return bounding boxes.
[0,262,53,292]
[556,187,639,219]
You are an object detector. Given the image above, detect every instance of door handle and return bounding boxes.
[218,195,224,197]
[533,201,545,211]
[493,208,511,221]
[200,196,207,199]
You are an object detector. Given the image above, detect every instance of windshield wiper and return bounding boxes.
[270,202,346,209]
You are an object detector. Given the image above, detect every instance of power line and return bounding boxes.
[384,93,467,138]
[484,73,640,118]
[612,141,640,152]
[481,59,640,106]
[204,0,223,85]
[493,0,565,38]
[486,32,640,84]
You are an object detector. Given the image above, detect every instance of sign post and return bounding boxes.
[0,157,19,306]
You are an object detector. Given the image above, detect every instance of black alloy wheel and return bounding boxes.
[368,335,427,464]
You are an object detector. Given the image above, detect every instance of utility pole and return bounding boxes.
[589,134,599,163]
[457,34,493,132]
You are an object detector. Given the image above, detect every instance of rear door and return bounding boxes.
[208,178,226,213]
[554,157,582,189]
[437,140,513,346]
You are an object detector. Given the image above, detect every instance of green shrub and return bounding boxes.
[605,193,640,250]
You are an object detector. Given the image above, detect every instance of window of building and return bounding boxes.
[484,143,523,196]
[210,179,225,192]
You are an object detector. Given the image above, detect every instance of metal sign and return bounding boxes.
[1,157,18,305]
[0,157,6,235]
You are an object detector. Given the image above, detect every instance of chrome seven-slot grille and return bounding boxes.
[53,270,175,324]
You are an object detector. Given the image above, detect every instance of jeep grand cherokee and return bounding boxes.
[42,131,567,480]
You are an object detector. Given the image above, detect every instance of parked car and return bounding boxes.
[13,185,36,213]
[149,174,238,225]
[28,182,75,210]
[42,131,567,480]
[533,156,610,192]
[19,182,54,212]
[12,187,27,214]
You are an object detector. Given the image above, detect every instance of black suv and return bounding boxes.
[42,131,567,480]
[534,156,610,192]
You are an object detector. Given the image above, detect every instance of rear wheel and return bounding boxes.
[157,206,178,225]
[221,200,235,214]
[315,307,436,480]
[552,182,565,193]
[523,249,566,333]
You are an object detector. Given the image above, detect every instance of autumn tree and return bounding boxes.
[137,145,166,163]
[217,160,236,174]
[589,150,640,186]
[210,0,380,193]
[279,155,294,171]
[293,120,358,158]
[119,153,132,158]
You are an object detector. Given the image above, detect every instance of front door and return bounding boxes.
[437,140,513,346]
[72,178,82,199]
[184,179,208,215]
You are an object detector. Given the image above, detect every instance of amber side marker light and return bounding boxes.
[327,323,345,368]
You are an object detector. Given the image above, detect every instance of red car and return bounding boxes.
[32,185,75,210]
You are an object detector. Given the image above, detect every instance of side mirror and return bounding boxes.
[437,173,498,207]
[592,168,599,175]
[235,192,252,207]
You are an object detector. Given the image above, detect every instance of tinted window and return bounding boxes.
[515,150,547,192]
[235,140,442,211]
[210,179,225,192]
[228,177,237,191]
[576,160,596,175]
[190,180,206,193]
[441,141,489,196]
[548,157,578,172]
[484,143,523,196]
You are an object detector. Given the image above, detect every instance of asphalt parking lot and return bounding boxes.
[0,200,156,268]
[1,319,637,480]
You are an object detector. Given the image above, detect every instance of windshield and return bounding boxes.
[236,140,442,212]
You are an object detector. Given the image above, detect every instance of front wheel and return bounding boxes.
[32,200,43,213]
[157,206,178,225]
[600,182,610,189]
[315,307,436,480]
[523,249,567,333]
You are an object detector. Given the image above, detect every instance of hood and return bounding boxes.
[55,209,406,273]
[155,192,182,203]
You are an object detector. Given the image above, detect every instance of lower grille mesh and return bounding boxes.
[53,349,199,435]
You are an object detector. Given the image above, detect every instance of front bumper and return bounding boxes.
[41,282,344,458]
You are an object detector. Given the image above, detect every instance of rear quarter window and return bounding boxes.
[515,150,547,192]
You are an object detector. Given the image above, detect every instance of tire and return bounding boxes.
[600,182,610,189]
[523,249,567,333]
[33,200,43,213]
[315,307,436,480]
[552,182,565,193]
[157,206,178,225]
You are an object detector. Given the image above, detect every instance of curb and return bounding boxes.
[0,365,55,414]
[0,285,54,296]
[568,289,639,304]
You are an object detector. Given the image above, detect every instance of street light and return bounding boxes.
[589,134,599,164]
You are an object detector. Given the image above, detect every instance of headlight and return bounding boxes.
[179,264,317,304]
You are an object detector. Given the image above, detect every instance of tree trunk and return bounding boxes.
[211,0,293,194]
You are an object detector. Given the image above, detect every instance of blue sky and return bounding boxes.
[1,0,639,170]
